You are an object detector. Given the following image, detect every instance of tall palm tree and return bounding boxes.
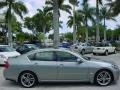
[33,7,53,46]
[99,6,116,42]
[69,0,79,44]
[67,11,84,30]
[45,0,71,48]
[79,2,95,43]
[96,0,102,43]
[0,0,28,47]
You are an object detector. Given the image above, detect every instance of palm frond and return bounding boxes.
[0,1,7,9]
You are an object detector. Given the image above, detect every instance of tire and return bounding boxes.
[18,71,37,88]
[114,49,117,54]
[81,49,85,55]
[94,70,113,86]
[105,50,108,56]
[93,53,96,55]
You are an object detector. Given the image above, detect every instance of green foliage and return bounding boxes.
[64,32,73,41]
[37,32,45,41]
[45,0,72,15]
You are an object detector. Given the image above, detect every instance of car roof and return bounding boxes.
[24,48,69,55]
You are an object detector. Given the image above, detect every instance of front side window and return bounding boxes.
[56,51,78,62]
[28,51,54,61]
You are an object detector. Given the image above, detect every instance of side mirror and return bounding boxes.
[77,58,83,64]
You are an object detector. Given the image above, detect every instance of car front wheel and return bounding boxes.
[19,72,37,88]
[95,70,113,86]
[105,50,108,56]
[114,49,117,54]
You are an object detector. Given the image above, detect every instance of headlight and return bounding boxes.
[112,64,119,69]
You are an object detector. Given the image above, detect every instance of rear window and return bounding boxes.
[95,43,110,47]
[0,46,15,52]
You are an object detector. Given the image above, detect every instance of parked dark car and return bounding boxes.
[16,44,39,54]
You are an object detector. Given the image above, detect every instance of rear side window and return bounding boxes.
[28,51,55,61]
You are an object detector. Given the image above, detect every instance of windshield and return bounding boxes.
[0,46,15,52]
[95,43,109,47]
[26,44,39,50]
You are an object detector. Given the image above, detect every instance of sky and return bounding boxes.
[19,0,120,34]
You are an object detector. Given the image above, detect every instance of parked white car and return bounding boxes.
[0,45,20,65]
[70,43,94,55]
[93,43,116,56]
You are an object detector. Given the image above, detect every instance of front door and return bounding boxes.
[55,51,89,81]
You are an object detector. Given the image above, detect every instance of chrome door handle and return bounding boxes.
[59,64,64,67]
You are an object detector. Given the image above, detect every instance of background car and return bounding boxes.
[70,43,94,55]
[16,44,40,54]
[93,43,116,56]
[0,45,20,65]
[3,49,119,88]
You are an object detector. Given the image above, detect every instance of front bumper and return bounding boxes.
[113,68,120,82]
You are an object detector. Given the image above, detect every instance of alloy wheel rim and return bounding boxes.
[97,71,111,86]
[21,73,35,87]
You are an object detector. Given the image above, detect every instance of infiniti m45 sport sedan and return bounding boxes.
[3,49,119,88]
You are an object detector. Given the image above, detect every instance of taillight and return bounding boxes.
[4,61,9,69]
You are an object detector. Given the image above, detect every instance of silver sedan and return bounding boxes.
[3,48,119,88]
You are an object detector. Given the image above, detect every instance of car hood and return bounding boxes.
[0,51,20,58]
[89,57,116,66]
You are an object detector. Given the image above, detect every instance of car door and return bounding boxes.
[55,51,89,81]
[87,43,93,53]
[28,51,58,81]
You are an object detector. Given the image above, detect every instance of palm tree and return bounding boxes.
[45,0,71,48]
[96,0,102,43]
[107,0,120,16]
[67,11,84,30]
[33,7,53,46]
[99,6,116,42]
[0,0,28,47]
[78,2,95,43]
[69,0,79,44]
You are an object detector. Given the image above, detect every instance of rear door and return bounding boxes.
[28,51,58,80]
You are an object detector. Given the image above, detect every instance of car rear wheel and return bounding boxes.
[19,72,37,88]
[95,70,113,86]
[81,49,85,55]
[93,53,96,55]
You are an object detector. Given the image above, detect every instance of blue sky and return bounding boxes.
[21,0,120,34]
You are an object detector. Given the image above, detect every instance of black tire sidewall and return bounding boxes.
[95,70,113,86]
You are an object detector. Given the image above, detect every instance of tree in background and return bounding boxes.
[69,0,79,44]
[99,6,116,41]
[45,0,71,48]
[78,1,95,43]
[0,0,28,46]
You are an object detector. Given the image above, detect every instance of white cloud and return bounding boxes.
[19,0,120,33]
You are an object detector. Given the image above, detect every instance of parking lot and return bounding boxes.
[0,53,120,90]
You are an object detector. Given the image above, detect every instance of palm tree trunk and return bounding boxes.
[96,0,100,43]
[103,18,106,42]
[73,4,76,44]
[43,26,46,47]
[53,0,59,48]
[8,5,12,47]
[85,17,88,43]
